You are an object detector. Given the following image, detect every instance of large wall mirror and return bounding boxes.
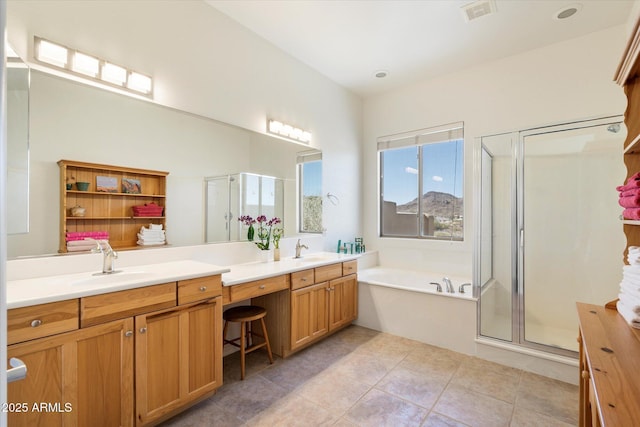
[7,68,318,259]
[6,53,29,235]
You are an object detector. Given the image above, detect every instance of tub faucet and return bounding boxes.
[429,282,442,292]
[459,283,472,294]
[91,239,118,274]
[294,239,308,258]
[443,277,454,293]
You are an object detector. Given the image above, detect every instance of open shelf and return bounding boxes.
[59,160,168,253]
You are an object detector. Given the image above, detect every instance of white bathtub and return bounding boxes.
[356,267,478,355]
[357,267,476,300]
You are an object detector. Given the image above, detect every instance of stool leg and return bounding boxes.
[240,320,246,380]
[260,317,274,364]
[222,320,229,345]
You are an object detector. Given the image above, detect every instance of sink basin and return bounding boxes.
[71,270,154,286]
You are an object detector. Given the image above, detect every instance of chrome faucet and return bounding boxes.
[429,282,442,292]
[459,283,472,294]
[442,277,454,293]
[294,239,308,258]
[91,239,119,274]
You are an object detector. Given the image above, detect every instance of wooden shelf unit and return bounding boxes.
[58,160,168,253]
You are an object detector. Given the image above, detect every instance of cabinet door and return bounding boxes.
[135,298,222,426]
[291,282,329,350]
[328,274,358,332]
[7,318,134,427]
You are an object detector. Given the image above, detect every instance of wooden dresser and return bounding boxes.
[577,302,640,426]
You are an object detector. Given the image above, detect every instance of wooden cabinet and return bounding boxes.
[290,282,329,350]
[577,303,640,426]
[7,318,135,427]
[135,297,222,426]
[328,274,358,332]
[58,160,168,253]
[6,274,223,427]
[288,262,358,352]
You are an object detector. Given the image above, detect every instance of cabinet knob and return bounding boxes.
[199,286,207,292]
[125,330,133,337]
[581,370,589,379]
[30,319,42,328]
[259,285,266,289]
[301,278,307,282]
[139,327,147,334]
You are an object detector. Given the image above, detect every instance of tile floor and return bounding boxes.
[161,325,578,427]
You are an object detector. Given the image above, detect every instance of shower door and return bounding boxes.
[477,116,625,355]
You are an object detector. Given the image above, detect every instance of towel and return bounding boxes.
[619,194,640,208]
[67,239,98,247]
[137,240,166,246]
[621,280,640,296]
[66,245,95,252]
[617,300,640,328]
[620,188,640,197]
[619,289,640,314]
[623,208,640,220]
[149,223,163,230]
[137,234,165,243]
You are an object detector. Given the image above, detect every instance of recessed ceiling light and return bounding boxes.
[374,70,388,79]
[554,3,582,20]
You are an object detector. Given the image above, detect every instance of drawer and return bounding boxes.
[315,263,342,283]
[81,282,177,327]
[178,275,222,305]
[229,274,289,302]
[8,300,79,345]
[291,269,315,291]
[342,260,358,276]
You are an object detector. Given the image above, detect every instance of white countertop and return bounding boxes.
[7,260,230,309]
[6,252,360,309]
[222,252,360,285]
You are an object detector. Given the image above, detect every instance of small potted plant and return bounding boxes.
[272,226,283,261]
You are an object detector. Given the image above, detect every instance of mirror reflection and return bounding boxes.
[6,54,29,235]
[7,69,317,259]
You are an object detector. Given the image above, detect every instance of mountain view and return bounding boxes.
[397,191,463,218]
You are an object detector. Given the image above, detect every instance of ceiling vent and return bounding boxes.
[461,0,497,22]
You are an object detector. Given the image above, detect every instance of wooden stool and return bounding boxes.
[222,305,274,380]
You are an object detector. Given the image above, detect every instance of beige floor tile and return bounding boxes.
[422,412,470,427]
[345,389,429,427]
[433,383,513,427]
[327,349,401,386]
[375,365,448,410]
[510,406,575,427]
[244,394,337,427]
[354,331,421,361]
[160,400,244,427]
[398,344,466,383]
[515,372,578,425]
[298,369,371,414]
[211,375,289,422]
[449,357,522,403]
[332,417,360,427]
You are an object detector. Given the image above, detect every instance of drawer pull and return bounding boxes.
[301,278,307,282]
[199,286,207,292]
[30,319,42,328]
[139,327,147,334]
[125,330,133,337]
[259,285,266,289]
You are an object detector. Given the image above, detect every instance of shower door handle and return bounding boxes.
[519,229,524,248]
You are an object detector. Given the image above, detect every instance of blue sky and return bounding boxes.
[382,140,463,205]
[302,161,322,196]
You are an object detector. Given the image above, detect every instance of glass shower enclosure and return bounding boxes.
[476,116,626,355]
[205,173,284,243]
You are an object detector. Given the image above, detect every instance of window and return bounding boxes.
[298,151,323,233]
[379,122,463,240]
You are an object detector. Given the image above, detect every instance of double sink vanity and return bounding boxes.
[6,252,359,426]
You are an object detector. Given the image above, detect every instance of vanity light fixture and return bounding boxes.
[72,52,100,78]
[267,119,312,144]
[36,39,69,68]
[34,36,153,97]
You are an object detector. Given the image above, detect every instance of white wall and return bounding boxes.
[6,0,362,255]
[363,25,628,277]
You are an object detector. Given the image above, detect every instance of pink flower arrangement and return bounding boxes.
[238,215,282,250]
